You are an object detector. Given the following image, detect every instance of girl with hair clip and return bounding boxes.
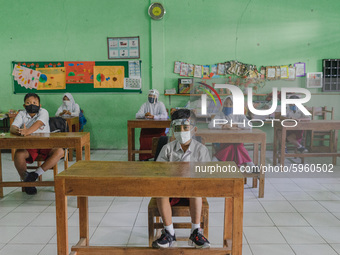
[208,96,257,170]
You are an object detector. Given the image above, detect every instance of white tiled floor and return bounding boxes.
[1,149,340,254]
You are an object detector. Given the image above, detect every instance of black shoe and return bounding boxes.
[297,146,308,153]
[24,187,37,195]
[24,172,39,182]
[152,229,177,248]
[23,172,39,195]
[189,228,210,248]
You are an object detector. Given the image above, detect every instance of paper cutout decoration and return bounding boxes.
[188,64,194,77]
[36,67,66,90]
[294,62,306,77]
[180,63,188,76]
[93,66,124,88]
[288,66,296,80]
[65,61,95,83]
[280,65,288,79]
[174,61,181,74]
[266,66,276,80]
[12,64,41,89]
[202,65,210,79]
[194,65,202,78]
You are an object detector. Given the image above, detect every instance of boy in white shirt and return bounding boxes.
[10,93,64,195]
[153,109,211,249]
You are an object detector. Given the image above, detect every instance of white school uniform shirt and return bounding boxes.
[135,101,168,119]
[208,112,252,130]
[285,106,308,119]
[156,139,211,162]
[12,108,50,133]
[55,102,80,117]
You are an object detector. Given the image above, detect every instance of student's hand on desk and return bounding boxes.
[65,110,71,115]
[19,124,29,136]
[145,115,154,119]
[222,124,240,130]
[11,126,20,135]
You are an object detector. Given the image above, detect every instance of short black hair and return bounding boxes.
[24,93,40,104]
[171,109,196,125]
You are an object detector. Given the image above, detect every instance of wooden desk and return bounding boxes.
[273,120,340,166]
[55,161,244,255]
[127,119,171,161]
[196,129,266,198]
[63,116,80,162]
[0,132,90,197]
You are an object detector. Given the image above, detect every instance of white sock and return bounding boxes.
[164,223,175,236]
[191,223,200,233]
[35,167,44,176]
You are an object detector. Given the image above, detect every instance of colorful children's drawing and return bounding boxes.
[12,64,41,89]
[65,61,95,83]
[36,67,66,90]
[93,66,124,88]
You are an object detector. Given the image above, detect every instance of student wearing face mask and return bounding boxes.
[277,95,311,153]
[208,96,257,170]
[10,93,64,195]
[153,109,211,249]
[55,93,80,118]
[135,89,168,161]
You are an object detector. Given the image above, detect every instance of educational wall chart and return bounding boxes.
[65,61,95,83]
[93,66,124,88]
[107,36,140,59]
[12,61,141,93]
[36,67,66,90]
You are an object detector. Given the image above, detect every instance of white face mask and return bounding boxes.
[174,129,193,144]
[63,100,72,109]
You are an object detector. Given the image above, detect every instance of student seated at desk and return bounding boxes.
[277,95,311,153]
[55,93,80,117]
[10,93,64,195]
[135,89,168,161]
[153,109,210,249]
[208,96,257,169]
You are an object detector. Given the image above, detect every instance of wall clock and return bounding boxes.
[148,3,166,20]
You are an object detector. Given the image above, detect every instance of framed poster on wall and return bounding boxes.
[107,36,140,59]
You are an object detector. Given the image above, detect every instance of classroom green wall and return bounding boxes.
[1,0,339,149]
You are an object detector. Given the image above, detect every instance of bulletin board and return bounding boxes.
[12,60,142,94]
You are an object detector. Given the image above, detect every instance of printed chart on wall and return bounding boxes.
[12,60,142,93]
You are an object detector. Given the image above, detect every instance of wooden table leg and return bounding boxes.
[78,196,89,245]
[280,127,286,166]
[55,178,68,255]
[85,143,90,161]
[259,139,266,198]
[69,149,74,162]
[253,143,259,188]
[76,144,83,161]
[273,126,278,166]
[128,126,135,161]
[232,179,244,255]
[0,149,3,198]
[333,130,338,165]
[223,197,233,247]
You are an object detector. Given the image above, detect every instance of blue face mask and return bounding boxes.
[222,107,233,116]
[289,105,297,112]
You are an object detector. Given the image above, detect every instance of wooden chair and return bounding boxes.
[310,106,335,153]
[148,136,209,246]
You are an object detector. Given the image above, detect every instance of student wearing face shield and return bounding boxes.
[208,96,257,170]
[135,89,168,161]
[277,95,311,153]
[55,93,80,118]
[153,109,211,249]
